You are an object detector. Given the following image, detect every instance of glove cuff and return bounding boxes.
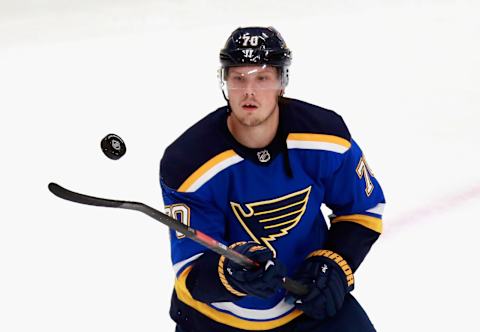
[218,241,248,297]
[307,249,355,289]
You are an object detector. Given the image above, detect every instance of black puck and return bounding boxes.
[101,133,126,160]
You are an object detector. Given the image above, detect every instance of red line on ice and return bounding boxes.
[384,182,480,235]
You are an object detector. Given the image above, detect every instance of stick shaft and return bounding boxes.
[48,182,309,296]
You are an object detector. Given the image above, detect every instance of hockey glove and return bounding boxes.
[290,250,354,320]
[219,241,286,298]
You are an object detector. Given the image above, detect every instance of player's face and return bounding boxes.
[225,65,282,127]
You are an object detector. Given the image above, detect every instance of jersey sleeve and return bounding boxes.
[322,139,385,271]
[161,180,226,275]
[161,180,244,303]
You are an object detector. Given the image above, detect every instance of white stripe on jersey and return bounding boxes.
[210,298,295,320]
[186,155,243,192]
[173,253,204,276]
[287,140,349,154]
[366,203,385,216]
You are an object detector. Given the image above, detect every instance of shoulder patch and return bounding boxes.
[160,107,242,191]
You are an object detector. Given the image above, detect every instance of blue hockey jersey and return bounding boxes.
[160,97,385,331]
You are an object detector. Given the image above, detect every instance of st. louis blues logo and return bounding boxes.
[230,186,312,256]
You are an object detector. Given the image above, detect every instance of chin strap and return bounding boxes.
[221,89,232,114]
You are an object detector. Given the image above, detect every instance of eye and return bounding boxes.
[229,74,243,81]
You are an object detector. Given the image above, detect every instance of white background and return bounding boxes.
[1,1,479,331]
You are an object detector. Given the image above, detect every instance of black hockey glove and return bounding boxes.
[219,241,286,298]
[290,250,354,320]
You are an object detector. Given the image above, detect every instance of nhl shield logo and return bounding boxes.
[257,149,271,163]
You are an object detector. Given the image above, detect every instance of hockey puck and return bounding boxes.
[101,133,126,160]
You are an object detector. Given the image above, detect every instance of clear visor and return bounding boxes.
[218,65,287,93]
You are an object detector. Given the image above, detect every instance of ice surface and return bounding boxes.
[1,1,479,331]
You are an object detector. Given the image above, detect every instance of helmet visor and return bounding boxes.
[220,65,283,91]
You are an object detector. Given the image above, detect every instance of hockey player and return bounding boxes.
[160,26,385,332]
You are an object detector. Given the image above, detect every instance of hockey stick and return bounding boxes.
[48,182,308,296]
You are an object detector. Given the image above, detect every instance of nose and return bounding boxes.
[244,80,256,96]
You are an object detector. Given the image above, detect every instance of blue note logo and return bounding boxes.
[230,186,312,256]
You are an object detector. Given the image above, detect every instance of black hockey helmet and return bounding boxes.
[219,27,292,95]
[219,26,292,68]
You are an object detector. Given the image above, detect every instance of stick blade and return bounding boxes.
[48,182,125,208]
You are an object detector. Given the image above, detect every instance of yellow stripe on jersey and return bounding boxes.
[331,214,383,233]
[175,266,303,330]
[287,133,351,149]
[178,150,239,192]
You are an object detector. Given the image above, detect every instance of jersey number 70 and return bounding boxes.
[356,156,374,197]
[164,204,191,239]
